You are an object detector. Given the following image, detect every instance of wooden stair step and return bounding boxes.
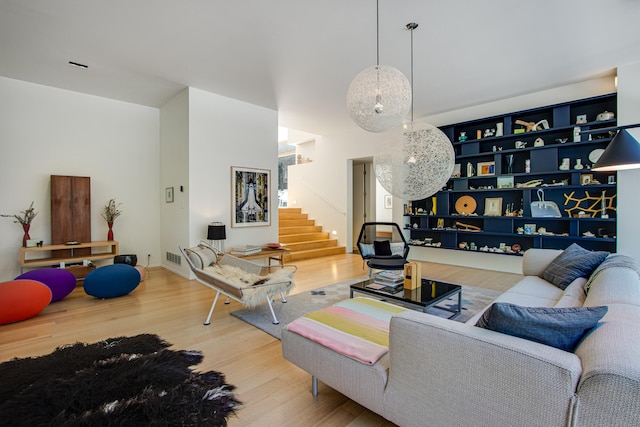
[283,246,346,262]
[283,239,338,251]
[279,226,323,235]
[279,219,316,227]
[279,207,301,214]
[279,232,329,243]
[278,212,308,221]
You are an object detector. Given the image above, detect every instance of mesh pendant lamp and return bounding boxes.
[374,22,455,200]
[346,0,411,133]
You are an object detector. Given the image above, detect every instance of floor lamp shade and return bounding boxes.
[592,129,640,171]
[207,224,226,241]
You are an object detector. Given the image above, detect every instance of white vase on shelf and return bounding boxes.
[574,159,584,170]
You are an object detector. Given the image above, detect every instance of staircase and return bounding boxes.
[279,208,346,262]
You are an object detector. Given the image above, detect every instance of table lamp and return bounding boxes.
[207,222,226,252]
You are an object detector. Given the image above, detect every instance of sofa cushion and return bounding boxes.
[373,240,392,256]
[476,302,608,352]
[540,243,608,290]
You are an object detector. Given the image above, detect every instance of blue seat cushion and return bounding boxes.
[16,268,76,302]
[84,264,141,299]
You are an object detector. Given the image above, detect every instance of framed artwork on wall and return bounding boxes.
[231,166,270,227]
[384,194,392,209]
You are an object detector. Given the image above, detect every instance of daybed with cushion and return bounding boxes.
[180,243,296,325]
[282,245,640,426]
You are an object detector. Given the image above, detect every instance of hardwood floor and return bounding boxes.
[0,254,522,426]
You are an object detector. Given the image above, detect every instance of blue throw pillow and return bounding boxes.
[541,243,609,290]
[476,303,608,352]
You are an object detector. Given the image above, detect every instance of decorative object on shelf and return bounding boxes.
[563,190,617,218]
[515,141,526,149]
[525,159,531,173]
[346,0,410,133]
[2,201,38,247]
[101,198,122,241]
[477,161,495,176]
[555,138,568,144]
[592,128,640,171]
[534,137,544,147]
[505,154,514,174]
[573,127,581,142]
[588,148,605,164]
[559,158,570,170]
[455,195,477,215]
[458,132,467,142]
[581,174,593,185]
[466,162,475,177]
[374,22,454,200]
[596,111,615,121]
[524,224,537,235]
[495,122,504,137]
[451,163,461,178]
[455,221,481,231]
[484,197,503,216]
[476,130,482,139]
[574,159,584,170]
[531,189,562,218]
[576,114,588,124]
[515,120,536,132]
[497,176,514,189]
[207,222,227,252]
[483,128,495,138]
[534,119,550,130]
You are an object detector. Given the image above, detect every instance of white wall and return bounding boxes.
[160,87,279,277]
[615,61,640,262]
[288,76,634,273]
[0,76,160,280]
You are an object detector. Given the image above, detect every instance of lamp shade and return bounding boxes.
[207,224,226,240]
[374,121,455,200]
[592,129,640,171]
[346,65,412,133]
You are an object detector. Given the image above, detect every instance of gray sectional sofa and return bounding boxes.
[281,247,640,427]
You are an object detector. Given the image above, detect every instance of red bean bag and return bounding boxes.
[0,280,52,325]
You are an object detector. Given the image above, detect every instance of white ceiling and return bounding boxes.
[2,0,640,136]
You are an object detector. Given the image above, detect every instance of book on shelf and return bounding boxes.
[230,245,262,255]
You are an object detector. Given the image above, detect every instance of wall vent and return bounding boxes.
[166,251,181,265]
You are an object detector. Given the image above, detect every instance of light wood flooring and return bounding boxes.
[0,254,522,426]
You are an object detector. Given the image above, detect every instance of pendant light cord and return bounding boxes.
[376,0,380,66]
[406,22,418,123]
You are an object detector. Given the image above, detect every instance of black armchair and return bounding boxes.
[356,222,409,276]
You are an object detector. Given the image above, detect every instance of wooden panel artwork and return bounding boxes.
[51,175,91,258]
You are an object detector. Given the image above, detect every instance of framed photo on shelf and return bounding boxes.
[231,166,270,228]
[437,218,445,229]
[581,174,593,185]
[497,176,514,189]
[484,197,503,216]
[477,161,495,176]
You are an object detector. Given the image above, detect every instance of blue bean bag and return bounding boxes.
[84,264,141,299]
[0,280,52,324]
[16,268,76,302]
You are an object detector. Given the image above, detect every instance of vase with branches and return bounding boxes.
[1,202,38,247]
[101,199,122,241]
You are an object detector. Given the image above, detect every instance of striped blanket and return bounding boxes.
[285,297,407,365]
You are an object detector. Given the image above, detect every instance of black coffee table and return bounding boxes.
[350,278,462,319]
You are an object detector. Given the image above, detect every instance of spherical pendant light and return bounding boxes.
[374,121,455,200]
[347,65,412,133]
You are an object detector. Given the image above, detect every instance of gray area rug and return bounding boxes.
[231,276,502,339]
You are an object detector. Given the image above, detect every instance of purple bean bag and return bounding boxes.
[16,268,76,302]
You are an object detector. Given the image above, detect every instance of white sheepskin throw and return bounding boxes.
[203,264,295,308]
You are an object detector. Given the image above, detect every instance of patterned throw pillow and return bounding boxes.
[476,303,608,352]
[540,243,608,290]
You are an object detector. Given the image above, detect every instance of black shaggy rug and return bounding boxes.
[0,334,240,426]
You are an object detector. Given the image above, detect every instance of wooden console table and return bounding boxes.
[20,240,119,273]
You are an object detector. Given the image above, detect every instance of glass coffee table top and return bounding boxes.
[350,277,462,318]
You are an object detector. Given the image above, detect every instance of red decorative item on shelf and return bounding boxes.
[107,222,114,241]
[22,224,30,247]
